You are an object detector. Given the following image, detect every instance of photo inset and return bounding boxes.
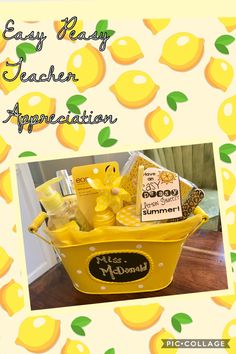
[16,142,228,310]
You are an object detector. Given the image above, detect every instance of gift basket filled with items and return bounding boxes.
[29,152,209,295]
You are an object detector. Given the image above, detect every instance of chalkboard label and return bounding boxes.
[88,252,151,283]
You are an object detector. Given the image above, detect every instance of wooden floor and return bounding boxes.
[29,229,228,310]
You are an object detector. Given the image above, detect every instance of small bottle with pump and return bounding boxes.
[36,177,83,231]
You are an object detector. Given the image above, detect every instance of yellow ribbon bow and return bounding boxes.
[87,166,131,213]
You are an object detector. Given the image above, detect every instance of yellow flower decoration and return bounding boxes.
[87,166,131,213]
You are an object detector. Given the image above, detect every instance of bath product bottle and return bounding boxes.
[93,209,116,228]
[56,169,73,196]
[56,170,91,231]
[36,177,80,230]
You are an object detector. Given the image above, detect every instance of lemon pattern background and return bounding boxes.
[0,17,236,354]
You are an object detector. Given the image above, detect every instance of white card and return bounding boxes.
[141,167,183,222]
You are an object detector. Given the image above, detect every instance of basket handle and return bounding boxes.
[186,206,209,239]
[193,206,209,223]
[28,212,51,245]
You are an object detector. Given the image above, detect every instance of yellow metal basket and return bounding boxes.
[29,207,208,295]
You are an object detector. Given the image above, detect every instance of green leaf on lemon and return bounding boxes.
[105,29,115,37]
[18,151,37,158]
[231,252,236,263]
[215,35,235,54]
[96,20,115,37]
[220,153,231,163]
[171,317,182,332]
[102,138,118,147]
[216,34,235,45]
[16,47,26,62]
[98,127,117,147]
[167,96,177,111]
[220,143,236,155]
[98,127,110,144]
[96,20,108,33]
[72,326,85,336]
[66,95,87,114]
[167,91,188,111]
[216,44,229,54]
[74,316,91,327]
[219,143,236,163]
[171,313,193,332]
[105,349,115,354]
[71,316,91,336]
[16,43,37,62]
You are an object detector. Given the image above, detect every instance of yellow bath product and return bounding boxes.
[121,151,195,204]
[28,214,81,246]
[45,220,81,246]
[72,161,119,225]
[93,209,116,228]
[116,205,144,227]
[36,177,80,230]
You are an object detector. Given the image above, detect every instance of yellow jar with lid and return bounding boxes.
[116,205,143,227]
[93,209,116,228]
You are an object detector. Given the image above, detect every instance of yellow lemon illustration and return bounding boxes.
[145,106,173,142]
[143,19,171,34]
[160,32,204,71]
[109,36,143,64]
[205,57,233,91]
[16,315,60,353]
[212,283,236,309]
[222,168,236,201]
[67,44,105,92]
[0,168,13,203]
[0,246,13,277]
[219,18,236,32]
[56,124,85,151]
[159,171,176,183]
[110,70,159,108]
[0,279,24,316]
[12,224,17,233]
[0,58,21,94]
[11,92,56,132]
[0,135,11,163]
[54,19,83,41]
[114,303,164,330]
[226,205,236,249]
[150,328,177,354]
[222,318,236,354]
[218,95,236,140]
[61,339,90,354]
[0,30,6,52]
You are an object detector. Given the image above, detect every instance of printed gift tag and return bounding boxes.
[141,167,183,222]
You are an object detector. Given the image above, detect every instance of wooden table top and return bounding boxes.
[29,229,228,310]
